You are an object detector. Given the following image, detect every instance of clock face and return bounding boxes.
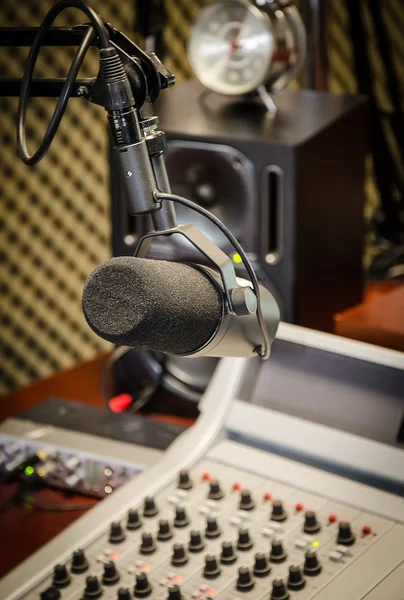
[188,0,274,96]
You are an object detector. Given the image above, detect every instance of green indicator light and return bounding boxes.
[24,466,34,476]
[312,540,320,547]
[232,253,243,264]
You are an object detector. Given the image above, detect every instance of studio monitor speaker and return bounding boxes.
[111,80,368,332]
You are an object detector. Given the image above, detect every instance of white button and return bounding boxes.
[302,535,313,543]
[231,517,242,526]
[176,490,187,499]
[135,560,143,567]
[295,540,308,550]
[329,551,344,562]
[167,572,175,579]
[192,593,199,599]
[206,500,217,508]
[96,554,105,563]
[159,579,167,587]
[168,495,180,505]
[271,523,283,532]
[199,505,210,515]
[262,527,275,538]
[336,545,352,556]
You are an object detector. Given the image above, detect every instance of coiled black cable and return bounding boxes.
[17,0,110,165]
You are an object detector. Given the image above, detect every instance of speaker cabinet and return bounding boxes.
[111,80,368,332]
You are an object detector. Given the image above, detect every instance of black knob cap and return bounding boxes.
[269,540,287,563]
[134,572,152,598]
[303,511,321,534]
[304,550,322,576]
[287,565,305,591]
[71,549,89,574]
[40,587,61,600]
[253,553,271,577]
[178,469,193,490]
[237,528,253,551]
[167,584,182,600]
[139,532,157,555]
[157,519,173,541]
[203,555,221,579]
[174,506,189,528]
[271,500,287,522]
[171,543,188,566]
[102,561,120,586]
[117,588,132,600]
[337,521,356,546]
[236,567,255,592]
[208,479,224,500]
[109,521,126,544]
[239,490,255,511]
[84,575,103,599]
[220,541,237,565]
[52,564,71,588]
[188,530,205,553]
[127,509,142,530]
[143,496,158,518]
[205,516,221,539]
[271,579,289,600]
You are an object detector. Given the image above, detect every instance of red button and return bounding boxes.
[362,525,372,535]
[295,503,304,512]
[328,514,337,523]
[232,482,241,491]
[263,492,272,501]
[202,472,211,481]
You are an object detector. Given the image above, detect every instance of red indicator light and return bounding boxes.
[295,503,304,512]
[263,492,272,501]
[328,514,337,523]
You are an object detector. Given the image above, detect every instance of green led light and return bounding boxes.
[232,252,243,264]
[24,465,34,476]
[312,540,320,547]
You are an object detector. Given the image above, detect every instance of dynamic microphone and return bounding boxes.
[82,256,279,358]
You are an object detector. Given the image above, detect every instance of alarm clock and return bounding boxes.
[188,0,306,97]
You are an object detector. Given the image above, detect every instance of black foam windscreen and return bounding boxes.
[82,256,223,355]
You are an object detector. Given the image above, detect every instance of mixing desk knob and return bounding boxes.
[203,555,221,579]
[271,579,290,600]
[109,521,126,544]
[139,533,157,555]
[167,584,183,600]
[127,509,142,530]
[71,549,89,574]
[171,543,188,566]
[271,500,287,522]
[143,496,158,518]
[40,587,61,600]
[178,469,193,490]
[83,575,103,599]
[303,511,321,534]
[270,540,287,563]
[205,516,221,538]
[287,565,305,590]
[134,572,152,598]
[117,588,132,600]
[303,550,322,576]
[237,528,253,551]
[158,519,174,541]
[221,541,237,565]
[239,490,255,511]
[337,522,356,546]
[52,564,70,588]
[253,552,271,577]
[174,506,189,528]
[188,530,205,552]
[208,479,224,500]
[236,566,255,592]
[102,561,120,585]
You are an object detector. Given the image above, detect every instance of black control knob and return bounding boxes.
[188,530,205,553]
[109,521,126,544]
[271,500,287,522]
[253,553,271,577]
[71,549,89,574]
[178,469,193,490]
[203,555,221,579]
[237,528,253,551]
[157,519,173,541]
[171,543,188,566]
[117,588,132,600]
[208,479,224,500]
[239,490,255,511]
[271,579,290,600]
[236,567,255,592]
[304,550,322,576]
[139,532,157,555]
[269,540,287,563]
[287,565,306,591]
[174,506,189,528]
[303,511,321,534]
[52,564,71,588]
[337,521,356,546]
[205,516,221,539]
[167,584,182,600]
[134,572,152,598]
[40,587,61,600]
[102,561,120,586]
[220,541,237,565]
[83,575,103,599]
[143,496,158,518]
[127,509,142,530]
